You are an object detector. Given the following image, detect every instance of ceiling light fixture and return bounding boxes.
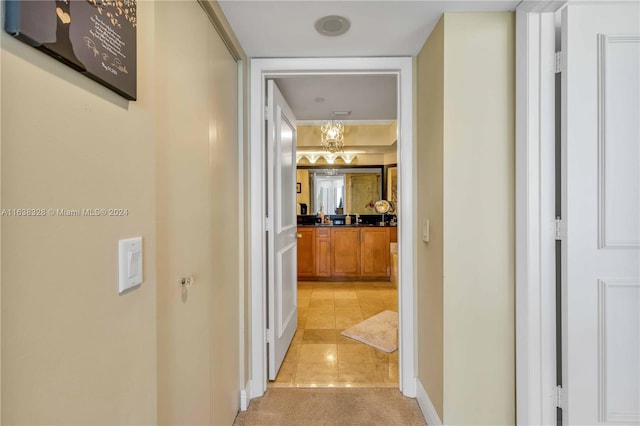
[315,15,351,37]
[320,120,344,154]
[341,154,356,164]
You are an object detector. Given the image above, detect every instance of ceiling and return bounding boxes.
[218,0,521,154]
[217,1,521,58]
[274,75,397,121]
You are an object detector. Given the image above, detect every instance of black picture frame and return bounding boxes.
[4,0,138,100]
[296,182,302,193]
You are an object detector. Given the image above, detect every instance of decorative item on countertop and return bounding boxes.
[345,213,352,225]
[374,200,393,226]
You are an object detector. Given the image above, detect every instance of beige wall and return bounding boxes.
[442,13,515,425]
[155,1,239,425]
[207,8,241,422]
[416,12,515,425]
[297,122,397,166]
[1,2,158,424]
[297,123,396,147]
[416,16,445,419]
[2,1,242,424]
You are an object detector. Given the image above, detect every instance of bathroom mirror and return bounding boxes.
[297,167,383,215]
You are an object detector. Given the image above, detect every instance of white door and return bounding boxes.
[562,3,639,424]
[266,80,298,380]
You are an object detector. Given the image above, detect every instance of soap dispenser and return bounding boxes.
[345,213,352,225]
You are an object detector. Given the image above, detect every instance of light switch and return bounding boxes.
[119,237,143,294]
[128,250,140,278]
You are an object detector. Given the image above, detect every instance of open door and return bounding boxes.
[561,3,639,424]
[266,80,298,380]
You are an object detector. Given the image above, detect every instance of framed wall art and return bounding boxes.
[5,0,137,100]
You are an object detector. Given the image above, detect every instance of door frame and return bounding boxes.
[515,1,567,424]
[246,57,416,400]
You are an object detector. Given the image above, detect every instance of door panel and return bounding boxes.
[331,228,360,277]
[316,231,332,277]
[361,228,390,277]
[296,228,315,278]
[562,4,639,424]
[267,80,298,380]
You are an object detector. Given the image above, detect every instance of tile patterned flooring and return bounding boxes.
[270,281,399,388]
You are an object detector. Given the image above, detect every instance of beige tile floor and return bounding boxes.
[270,281,399,388]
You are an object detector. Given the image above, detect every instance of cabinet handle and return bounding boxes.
[296,233,302,239]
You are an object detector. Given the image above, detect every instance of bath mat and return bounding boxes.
[341,310,398,353]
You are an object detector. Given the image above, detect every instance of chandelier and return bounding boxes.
[320,120,344,153]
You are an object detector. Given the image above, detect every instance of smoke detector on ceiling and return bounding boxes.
[315,15,351,37]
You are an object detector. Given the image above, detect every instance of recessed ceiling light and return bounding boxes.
[315,15,351,37]
[314,97,326,103]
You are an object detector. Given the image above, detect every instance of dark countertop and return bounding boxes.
[297,224,397,228]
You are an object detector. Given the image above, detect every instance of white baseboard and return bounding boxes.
[240,380,252,411]
[416,378,443,426]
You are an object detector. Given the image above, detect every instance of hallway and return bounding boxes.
[271,281,398,388]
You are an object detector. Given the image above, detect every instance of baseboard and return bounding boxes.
[416,378,443,426]
[240,380,252,411]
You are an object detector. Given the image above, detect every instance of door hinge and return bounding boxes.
[264,106,271,121]
[555,385,565,409]
[555,217,564,241]
[265,217,271,232]
[265,328,273,344]
[555,51,563,74]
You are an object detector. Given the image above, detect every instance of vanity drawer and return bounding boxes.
[316,228,331,237]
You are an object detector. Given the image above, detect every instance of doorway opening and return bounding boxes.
[269,74,400,388]
[247,57,416,402]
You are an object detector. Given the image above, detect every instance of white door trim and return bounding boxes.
[247,57,416,400]
[515,2,566,424]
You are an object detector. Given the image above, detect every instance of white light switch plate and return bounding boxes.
[118,237,143,294]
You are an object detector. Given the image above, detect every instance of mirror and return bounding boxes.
[297,167,383,215]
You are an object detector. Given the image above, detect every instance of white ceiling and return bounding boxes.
[218,0,520,137]
[274,75,397,120]
[217,1,521,58]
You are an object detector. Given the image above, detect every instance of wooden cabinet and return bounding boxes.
[360,228,390,278]
[297,226,392,281]
[331,228,361,277]
[296,227,315,278]
[315,228,331,277]
[390,226,398,243]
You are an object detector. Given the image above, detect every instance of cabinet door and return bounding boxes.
[315,228,331,277]
[361,228,390,278]
[331,228,361,277]
[296,228,315,278]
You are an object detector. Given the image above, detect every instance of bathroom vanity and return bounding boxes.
[297,224,395,281]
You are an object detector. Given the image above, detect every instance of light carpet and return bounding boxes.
[340,310,398,353]
[233,388,426,426]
